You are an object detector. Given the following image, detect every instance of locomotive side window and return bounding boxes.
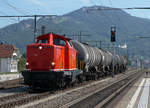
[68,40,73,47]
[54,38,66,46]
[38,38,48,43]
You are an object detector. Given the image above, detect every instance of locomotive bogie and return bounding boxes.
[22,70,82,88]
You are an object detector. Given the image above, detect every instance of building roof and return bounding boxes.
[0,44,18,58]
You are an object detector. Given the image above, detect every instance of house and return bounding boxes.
[0,44,21,72]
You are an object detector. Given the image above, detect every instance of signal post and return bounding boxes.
[111,26,116,77]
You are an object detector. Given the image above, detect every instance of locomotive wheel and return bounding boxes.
[57,79,66,88]
[78,74,85,83]
[94,74,98,80]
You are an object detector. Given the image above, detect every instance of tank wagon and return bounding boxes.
[22,33,127,88]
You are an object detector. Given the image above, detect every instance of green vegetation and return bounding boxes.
[22,53,26,58]
[18,57,26,72]
[128,60,132,66]
[0,72,20,75]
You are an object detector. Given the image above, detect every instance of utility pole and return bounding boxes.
[34,15,37,42]
[41,25,45,35]
[78,31,90,42]
[136,36,150,69]
[79,31,82,42]
[112,42,115,77]
[99,41,102,48]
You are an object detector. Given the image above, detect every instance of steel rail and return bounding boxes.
[60,69,144,108]
[95,69,143,108]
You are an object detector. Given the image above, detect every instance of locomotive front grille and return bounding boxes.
[31,60,49,69]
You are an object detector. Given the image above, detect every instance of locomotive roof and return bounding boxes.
[37,33,72,40]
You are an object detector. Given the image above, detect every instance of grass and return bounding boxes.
[0,72,21,75]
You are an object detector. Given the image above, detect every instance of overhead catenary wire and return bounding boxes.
[2,0,27,15]
[0,15,57,17]
[93,0,115,25]
[0,10,17,22]
[65,31,90,42]
[86,2,150,39]
[107,0,130,38]
[0,14,57,42]
[136,36,150,38]
[108,0,113,6]
[87,0,115,37]
[87,7,150,11]
[86,1,128,54]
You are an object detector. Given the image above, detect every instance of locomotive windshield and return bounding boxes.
[54,38,66,46]
[38,38,48,44]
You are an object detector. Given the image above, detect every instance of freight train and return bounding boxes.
[22,33,127,88]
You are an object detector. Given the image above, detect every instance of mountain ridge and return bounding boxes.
[0,6,150,59]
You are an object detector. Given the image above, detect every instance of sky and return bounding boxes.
[0,0,150,28]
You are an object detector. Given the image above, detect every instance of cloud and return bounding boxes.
[80,0,91,4]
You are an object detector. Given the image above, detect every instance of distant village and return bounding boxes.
[0,42,21,73]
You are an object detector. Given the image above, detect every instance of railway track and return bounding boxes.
[0,78,24,90]
[61,69,144,108]
[0,68,135,90]
[0,91,51,108]
[0,68,143,108]
[18,68,143,108]
[0,79,102,108]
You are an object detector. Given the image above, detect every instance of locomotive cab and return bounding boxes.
[22,33,82,88]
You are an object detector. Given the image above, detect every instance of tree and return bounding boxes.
[18,57,26,72]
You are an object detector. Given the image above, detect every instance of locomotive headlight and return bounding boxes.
[39,46,43,50]
[51,62,55,66]
[26,62,29,65]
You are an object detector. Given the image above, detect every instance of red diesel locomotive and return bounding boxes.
[22,33,127,88]
[22,33,82,88]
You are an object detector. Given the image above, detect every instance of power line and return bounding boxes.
[66,31,90,42]
[0,15,57,17]
[98,0,115,25]
[122,7,150,10]
[87,7,150,11]
[108,0,113,6]
[107,0,129,36]
[0,11,19,24]
[136,36,150,38]
[87,0,115,27]
[89,0,96,5]
[86,5,150,38]
[3,0,26,15]
[84,40,103,48]
[0,15,56,41]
